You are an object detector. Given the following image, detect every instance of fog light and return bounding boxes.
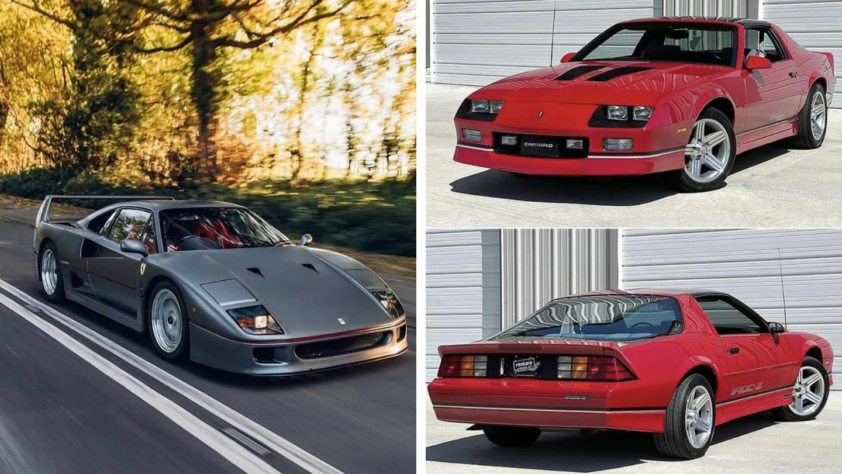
[462,129,482,142]
[603,138,633,151]
[501,135,517,146]
[566,139,584,149]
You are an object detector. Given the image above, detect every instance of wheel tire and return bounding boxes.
[654,373,716,459]
[772,356,829,421]
[482,426,541,448]
[671,108,737,192]
[147,281,189,361]
[40,241,65,303]
[790,83,827,149]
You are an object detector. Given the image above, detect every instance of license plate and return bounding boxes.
[520,135,559,157]
[507,355,542,377]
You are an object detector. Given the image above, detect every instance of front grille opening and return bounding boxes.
[253,347,280,364]
[493,133,589,159]
[296,331,392,359]
[398,325,407,342]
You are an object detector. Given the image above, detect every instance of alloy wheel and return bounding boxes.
[41,249,58,295]
[788,365,825,416]
[811,91,827,141]
[151,289,183,353]
[684,118,730,184]
[684,385,713,449]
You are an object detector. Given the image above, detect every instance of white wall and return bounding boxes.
[622,229,842,389]
[426,229,501,381]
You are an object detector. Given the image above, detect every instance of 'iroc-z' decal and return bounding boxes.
[513,357,541,374]
[731,382,763,396]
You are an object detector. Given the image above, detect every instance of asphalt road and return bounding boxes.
[426,396,842,474]
[426,83,842,228]
[0,219,415,474]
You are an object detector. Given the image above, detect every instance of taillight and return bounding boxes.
[557,355,634,381]
[438,355,488,377]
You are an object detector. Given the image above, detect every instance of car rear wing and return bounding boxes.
[36,195,175,225]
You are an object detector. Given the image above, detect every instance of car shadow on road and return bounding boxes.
[447,143,791,205]
[426,413,778,472]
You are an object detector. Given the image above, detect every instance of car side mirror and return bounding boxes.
[560,52,576,63]
[745,56,772,71]
[299,233,313,246]
[121,239,148,257]
[769,322,785,334]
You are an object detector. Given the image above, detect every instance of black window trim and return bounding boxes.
[694,293,771,334]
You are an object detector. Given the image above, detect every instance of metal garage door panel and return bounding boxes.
[622,229,842,389]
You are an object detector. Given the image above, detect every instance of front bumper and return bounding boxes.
[189,319,409,375]
[454,144,684,176]
[428,377,667,433]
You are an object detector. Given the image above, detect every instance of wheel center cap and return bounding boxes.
[167,316,174,325]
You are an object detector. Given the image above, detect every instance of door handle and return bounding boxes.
[729,347,740,355]
[789,71,798,78]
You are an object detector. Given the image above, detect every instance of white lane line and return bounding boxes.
[0,292,280,474]
[0,279,343,474]
[224,428,271,456]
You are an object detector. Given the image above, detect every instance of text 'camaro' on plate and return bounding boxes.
[34,196,409,375]
[428,290,834,459]
[453,17,836,192]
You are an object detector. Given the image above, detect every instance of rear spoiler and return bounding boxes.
[818,51,835,74]
[36,195,175,225]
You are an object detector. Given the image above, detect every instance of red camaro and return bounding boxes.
[453,17,836,191]
[428,290,834,459]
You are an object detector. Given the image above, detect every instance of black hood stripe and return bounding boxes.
[587,66,654,82]
[555,65,605,81]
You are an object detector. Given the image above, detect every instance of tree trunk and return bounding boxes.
[190,5,219,181]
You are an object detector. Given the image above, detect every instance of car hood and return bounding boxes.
[155,247,396,338]
[473,61,731,105]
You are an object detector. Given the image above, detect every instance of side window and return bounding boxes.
[140,217,158,255]
[745,28,785,63]
[697,297,765,335]
[107,209,151,245]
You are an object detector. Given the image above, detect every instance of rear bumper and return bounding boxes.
[189,319,409,376]
[454,144,684,176]
[432,404,666,433]
[428,377,667,433]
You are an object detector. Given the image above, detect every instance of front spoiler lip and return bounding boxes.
[457,143,682,160]
[250,346,409,377]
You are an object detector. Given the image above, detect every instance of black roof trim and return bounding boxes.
[645,16,771,27]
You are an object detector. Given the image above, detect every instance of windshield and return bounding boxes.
[492,295,682,341]
[160,207,291,252]
[579,22,737,67]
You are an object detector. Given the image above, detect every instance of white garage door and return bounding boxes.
[431,0,658,86]
[426,230,502,381]
[763,0,842,108]
[622,229,842,389]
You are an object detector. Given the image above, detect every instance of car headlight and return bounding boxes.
[228,305,284,335]
[373,290,405,319]
[633,106,654,121]
[605,105,654,122]
[471,100,504,114]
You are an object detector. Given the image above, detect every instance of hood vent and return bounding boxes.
[587,66,653,82]
[301,263,319,274]
[247,267,264,278]
[555,65,605,81]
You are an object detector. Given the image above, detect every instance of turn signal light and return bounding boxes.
[557,355,634,381]
[438,354,488,377]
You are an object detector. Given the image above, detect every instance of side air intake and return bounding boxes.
[587,66,653,82]
[555,65,605,81]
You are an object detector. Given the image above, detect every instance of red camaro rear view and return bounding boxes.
[453,18,836,192]
[427,290,834,459]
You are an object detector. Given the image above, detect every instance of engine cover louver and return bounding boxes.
[554,65,605,81]
[587,66,654,82]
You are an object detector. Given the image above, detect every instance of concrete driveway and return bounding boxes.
[426,83,842,228]
[426,395,842,473]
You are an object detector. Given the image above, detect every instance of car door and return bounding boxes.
[696,295,791,406]
[742,27,804,133]
[87,207,152,316]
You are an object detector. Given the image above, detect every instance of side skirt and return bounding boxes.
[736,119,798,155]
[66,289,144,332]
[715,386,792,425]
